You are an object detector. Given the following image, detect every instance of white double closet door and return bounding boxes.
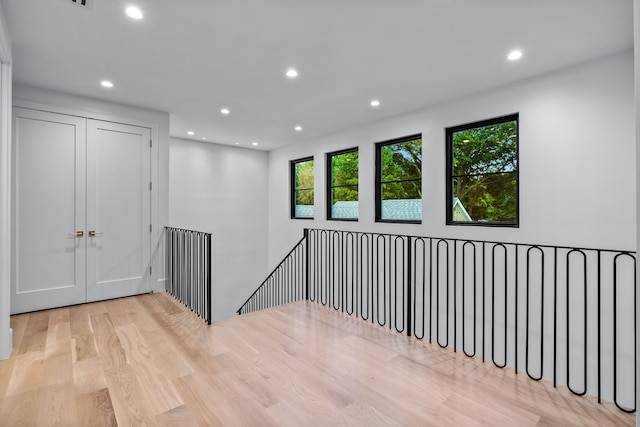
[12,108,152,314]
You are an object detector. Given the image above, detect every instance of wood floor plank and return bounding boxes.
[73,356,107,395]
[85,300,109,316]
[90,313,128,369]
[115,323,184,415]
[69,305,93,338]
[5,352,47,396]
[0,357,15,399]
[102,298,131,328]
[76,387,117,427]
[35,380,78,427]
[47,307,70,326]
[186,371,280,426]
[0,293,634,426]
[45,320,71,357]
[16,311,49,355]
[104,364,154,427]
[0,385,40,426]
[155,404,199,427]
[71,334,98,362]
[9,313,29,355]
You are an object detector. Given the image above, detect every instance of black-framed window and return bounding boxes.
[375,135,422,223]
[326,148,358,221]
[446,114,519,227]
[290,156,314,219]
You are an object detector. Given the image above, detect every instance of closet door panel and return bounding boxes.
[86,120,151,302]
[11,108,86,314]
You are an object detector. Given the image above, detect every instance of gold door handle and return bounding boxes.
[89,231,103,237]
[69,231,84,237]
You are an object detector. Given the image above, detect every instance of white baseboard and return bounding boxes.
[0,327,12,360]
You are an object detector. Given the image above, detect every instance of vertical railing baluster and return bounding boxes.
[453,239,457,352]
[165,227,212,323]
[407,236,413,337]
[553,247,558,388]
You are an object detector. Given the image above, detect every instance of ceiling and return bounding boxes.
[1,0,633,151]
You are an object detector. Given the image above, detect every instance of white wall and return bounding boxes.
[268,50,636,265]
[169,138,269,321]
[0,1,11,360]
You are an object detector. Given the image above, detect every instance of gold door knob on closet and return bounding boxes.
[69,231,84,237]
[89,230,103,237]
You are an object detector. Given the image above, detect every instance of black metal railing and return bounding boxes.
[237,228,636,414]
[165,227,212,324]
[237,234,307,315]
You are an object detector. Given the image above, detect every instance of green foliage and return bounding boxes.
[452,120,517,223]
[295,160,314,205]
[331,151,359,202]
[380,139,422,200]
[295,189,314,206]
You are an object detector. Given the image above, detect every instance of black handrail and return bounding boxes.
[236,232,307,315]
[237,227,636,414]
[165,227,212,324]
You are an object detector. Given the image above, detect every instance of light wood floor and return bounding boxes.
[0,293,634,426]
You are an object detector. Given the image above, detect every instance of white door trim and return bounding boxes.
[0,1,12,359]
[0,62,12,359]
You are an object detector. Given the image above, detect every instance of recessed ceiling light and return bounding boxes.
[201,137,207,140]
[286,68,298,78]
[187,131,195,136]
[125,6,143,20]
[252,142,259,146]
[100,80,114,88]
[294,126,302,131]
[235,142,240,145]
[370,99,381,107]
[507,50,523,61]
[220,108,230,115]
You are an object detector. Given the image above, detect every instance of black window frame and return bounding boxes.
[326,147,359,221]
[446,113,519,227]
[290,156,314,220]
[375,134,422,224]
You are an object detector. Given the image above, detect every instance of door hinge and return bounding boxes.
[149,265,152,275]
[150,139,153,148]
[149,224,152,233]
[149,181,152,191]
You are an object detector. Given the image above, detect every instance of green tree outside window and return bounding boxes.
[291,157,314,219]
[328,149,359,220]
[376,136,422,222]
[447,115,518,225]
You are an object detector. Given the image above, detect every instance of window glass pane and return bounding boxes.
[295,189,314,218]
[329,150,358,220]
[332,184,359,203]
[453,172,517,223]
[291,157,314,219]
[331,186,359,219]
[381,181,421,201]
[448,115,518,226]
[295,160,314,189]
[381,140,422,181]
[332,151,359,186]
[376,136,422,223]
[452,120,517,176]
[381,200,421,221]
